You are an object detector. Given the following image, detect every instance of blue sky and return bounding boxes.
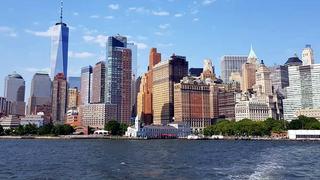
[0,0,320,98]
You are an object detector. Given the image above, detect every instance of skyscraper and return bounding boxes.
[92,61,106,103]
[67,87,79,109]
[174,76,211,133]
[106,35,132,124]
[50,1,69,78]
[4,72,26,116]
[127,42,138,118]
[302,44,314,65]
[137,48,161,124]
[51,73,67,124]
[80,65,92,105]
[221,55,247,83]
[153,54,188,125]
[241,46,258,92]
[283,64,320,120]
[27,72,51,115]
[254,60,272,96]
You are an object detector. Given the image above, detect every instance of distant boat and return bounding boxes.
[187,134,205,140]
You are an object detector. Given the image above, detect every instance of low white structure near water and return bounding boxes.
[20,113,44,127]
[288,130,320,140]
[125,116,191,139]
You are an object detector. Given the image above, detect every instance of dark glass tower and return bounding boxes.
[50,1,69,78]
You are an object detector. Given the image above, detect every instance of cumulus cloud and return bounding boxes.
[104,16,114,19]
[0,26,18,37]
[83,34,107,47]
[159,23,170,29]
[193,18,199,22]
[174,13,183,17]
[90,15,100,19]
[25,26,55,37]
[68,51,95,59]
[108,4,119,10]
[128,7,150,14]
[152,11,170,16]
[25,67,50,74]
[73,12,79,16]
[202,0,216,5]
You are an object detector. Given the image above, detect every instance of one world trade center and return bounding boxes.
[50,1,69,79]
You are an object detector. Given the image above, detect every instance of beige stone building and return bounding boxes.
[79,103,117,129]
[241,46,258,92]
[153,54,188,125]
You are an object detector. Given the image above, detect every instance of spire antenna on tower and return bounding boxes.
[60,0,63,23]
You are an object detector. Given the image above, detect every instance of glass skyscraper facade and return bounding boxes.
[221,55,247,83]
[50,21,69,79]
[80,66,92,105]
[105,35,132,124]
[283,64,320,120]
[4,72,26,116]
[27,72,51,114]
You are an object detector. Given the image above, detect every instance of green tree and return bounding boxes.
[15,125,25,136]
[24,124,38,135]
[119,123,128,135]
[0,125,4,136]
[104,120,120,135]
[38,123,54,135]
[4,128,13,136]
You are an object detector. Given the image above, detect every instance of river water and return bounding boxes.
[0,139,319,179]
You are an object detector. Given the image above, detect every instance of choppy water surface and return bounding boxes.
[0,139,319,179]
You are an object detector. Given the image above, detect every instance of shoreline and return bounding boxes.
[0,135,318,141]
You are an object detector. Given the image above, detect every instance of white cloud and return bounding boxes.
[108,4,119,10]
[159,23,170,29]
[154,32,164,36]
[202,0,216,5]
[25,67,50,74]
[73,12,79,16]
[0,26,18,37]
[193,18,199,22]
[90,15,100,19]
[25,26,54,37]
[174,13,183,17]
[68,51,95,59]
[128,7,150,14]
[104,16,114,19]
[152,11,170,16]
[83,34,108,47]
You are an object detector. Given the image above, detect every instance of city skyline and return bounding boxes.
[1,0,320,97]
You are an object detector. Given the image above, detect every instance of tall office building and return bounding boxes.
[0,97,13,117]
[283,64,320,120]
[241,46,258,92]
[50,2,69,78]
[28,72,51,115]
[106,35,132,124]
[189,68,203,77]
[221,55,247,83]
[153,54,188,125]
[91,61,106,103]
[270,65,289,94]
[127,43,138,118]
[174,76,211,133]
[68,88,79,109]
[4,72,26,116]
[51,73,67,124]
[137,48,161,124]
[80,66,92,105]
[68,77,80,89]
[254,60,272,96]
[302,44,314,65]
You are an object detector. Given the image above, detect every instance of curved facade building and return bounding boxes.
[4,72,26,116]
